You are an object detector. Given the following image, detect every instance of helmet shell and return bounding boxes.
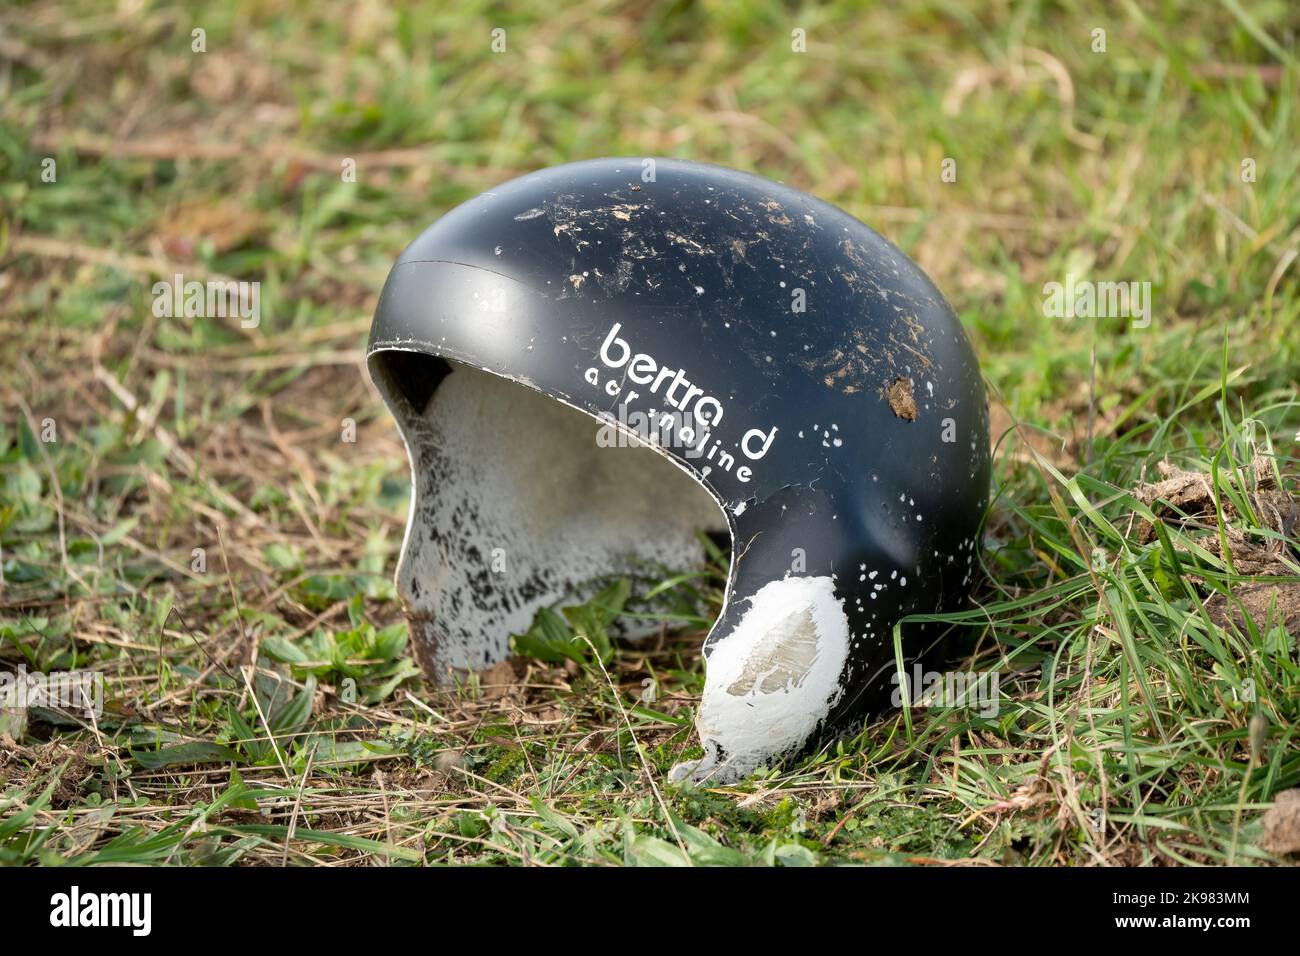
[369,158,989,782]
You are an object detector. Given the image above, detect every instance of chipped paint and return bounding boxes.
[671,575,851,784]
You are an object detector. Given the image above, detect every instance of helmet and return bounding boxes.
[367,158,989,783]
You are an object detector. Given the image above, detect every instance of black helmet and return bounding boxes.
[367,158,989,783]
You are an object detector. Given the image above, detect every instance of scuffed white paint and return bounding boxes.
[387,361,724,674]
[670,575,851,784]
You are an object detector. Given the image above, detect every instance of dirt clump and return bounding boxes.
[1261,788,1300,856]
[1134,456,1296,548]
[475,657,526,702]
[1205,584,1300,640]
[886,377,917,420]
[1133,455,1300,637]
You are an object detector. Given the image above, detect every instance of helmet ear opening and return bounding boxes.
[370,349,450,416]
[368,348,731,681]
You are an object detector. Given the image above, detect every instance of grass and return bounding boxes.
[1,0,1298,865]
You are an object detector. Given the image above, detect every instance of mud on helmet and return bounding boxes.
[367,158,990,784]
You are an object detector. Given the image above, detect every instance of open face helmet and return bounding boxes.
[367,158,989,783]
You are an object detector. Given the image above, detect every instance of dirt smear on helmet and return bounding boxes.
[886,376,918,420]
